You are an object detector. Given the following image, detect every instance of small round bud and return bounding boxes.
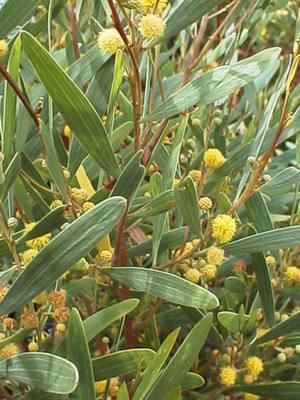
[63,170,71,180]
[102,336,110,345]
[277,353,286,363]
[266,255,276,268]
[7,217,18,229]
[192,118,201,126]
[28,341,39,352]
[295,344,300,354]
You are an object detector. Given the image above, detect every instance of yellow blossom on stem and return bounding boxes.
[212,214,236,244]
[219,367,237,387]
[25,222,51,249]
[245,356,263,379]
[284,267,300,285]
[201,264,217,281]
[0,343,19,359]
[95,380,107,395]
[199,197,213,210]
[207,246,224,266]
[138,0,168,14]
[139,14,166,40]
[184,268,201,284]
[188,170,202,183]
[203,148,226,169]
[21,310,38,329]
[22,249,38,265]
[48,289,66,309]
[97,28,125,54]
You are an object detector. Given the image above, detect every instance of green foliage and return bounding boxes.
[0,0,299,399]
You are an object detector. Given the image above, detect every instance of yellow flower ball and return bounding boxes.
[198,197,212,210]
[201,264,217,281]
[245,356,263,379]
[0,343,19,359]
[203,148,226,169]
[184,268,201,284]
[265,255,276,268]
[22,249,38,265]
[95,380,107,395]
[139,14,166,40]
[25,222,51,250]
[98,249,113,265]
[0,39,8,57]
[188,170,202,183]
[97,28,125,54]
[219,367,237,387]
[50,199,63,209]
[56,323,66,333]
[63,125,72,138]
[212,214,236,244]
[139,0,168,14]
[82,201,95,213]
[207,246,224,266]
[284,267,300,285]
[70,187,88,205]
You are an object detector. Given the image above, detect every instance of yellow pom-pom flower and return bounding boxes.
[139,14,166,40]
[219,367,237,387]
[0,343,19,359]
[82,201,95,213]
[265,255,276,268]
[98,249,113,265]
[22,249,38,266]
[70,187,88,205]
[138,0,168,14]
[188,170,202,183]
[201,264,217,281]
[203,148,226,169]
[184,268,201,284]
[0,39,8,57]
[50,199,63,209]
[245,356,263,379]
[95,380,107,395]
[207,246,224,266]
[284,267,300,285]
[25,222,51,250]
[212,214,236,244]
[199,197,212,210]
[97,28,125,54]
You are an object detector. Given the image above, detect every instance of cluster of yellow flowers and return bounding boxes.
[284,266,300,285]
[97,0,167,53]
[24,222,51,250]
[95,377,120,396]
[219,356,264,387]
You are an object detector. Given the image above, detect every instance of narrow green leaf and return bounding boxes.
[225,226,300,254]
[162,387,182,400]
[145,314,212,400]
[117,383,130,400]
[174,177,200,236]
[145,48,281,122]
[237,382,300,399]
[92,349,156,380]
[67,309,96,400]
[0,197,126,315]
[21,32,120,177]
[133,328,180,400]
[102,267,219,310]
[0,353,78,394]
[84,299,139,342]
[182,372,205,390]
[110,150,145,201]
[165,0,222,39]
[255,312,300,345]
[0,0,36,37]
[2,36,21,165]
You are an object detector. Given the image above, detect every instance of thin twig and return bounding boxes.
[0,64,39,128]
